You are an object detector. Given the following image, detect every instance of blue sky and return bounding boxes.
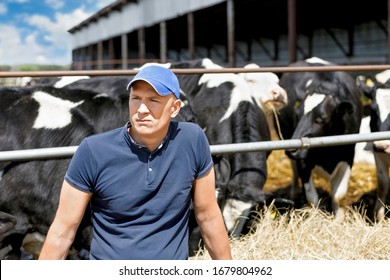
[0,0,115,66]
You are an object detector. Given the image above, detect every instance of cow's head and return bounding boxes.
[239,64,287,115]
[371,88,390,153]
[286,93,355,160]
[357,72,390,153]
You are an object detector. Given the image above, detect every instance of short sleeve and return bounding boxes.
[64,138,97,193]
[194,125,213,179]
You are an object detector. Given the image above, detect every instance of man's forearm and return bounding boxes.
[199,215,232,260]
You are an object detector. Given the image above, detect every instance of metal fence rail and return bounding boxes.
[1,64,390,78]
[1,131,389,162]
[1,64,389,162]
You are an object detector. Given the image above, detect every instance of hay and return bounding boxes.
[192,206,390,260]
[190,150,389,260]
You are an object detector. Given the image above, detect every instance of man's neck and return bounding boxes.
[127,125,168,152]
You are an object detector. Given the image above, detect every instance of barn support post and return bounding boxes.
[97,41,104,70]
[77,49,83,69]
[71,49,76,70]
[388,0,390,62]
[138,27,146,65]
[78,48,85,70]
[78,48,83,69]
[121,33,128,70]
[226,0,235,67]
[88,45,94,70]
[187,12,195,60]
[160,21,167,63]
[108,38,114,69]
[288,0,297,64]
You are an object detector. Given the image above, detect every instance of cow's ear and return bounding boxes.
[213,156,231,189]
[170,99,182,118]
[356,75,376,99]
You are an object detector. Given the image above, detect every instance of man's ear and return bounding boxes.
[170,99,182,118]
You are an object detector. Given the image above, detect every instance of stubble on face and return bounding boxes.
[128,81,178,149]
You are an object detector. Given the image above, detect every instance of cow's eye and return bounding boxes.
[315,117,323,124]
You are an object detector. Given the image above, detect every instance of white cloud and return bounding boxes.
[26,8,91,33]
[44,0,64,10]
[0,5,92,65]
[0,24,48,65]
[0,3,7,14]
[1,1,113,65]
[5,8,92,65]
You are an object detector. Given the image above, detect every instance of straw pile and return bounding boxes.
[192,206,390,259]
[191,149,390,260]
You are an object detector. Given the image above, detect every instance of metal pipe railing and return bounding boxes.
[1,131,389,162]
[1,64,390,77]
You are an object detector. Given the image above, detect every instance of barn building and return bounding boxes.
[68,0,390,69]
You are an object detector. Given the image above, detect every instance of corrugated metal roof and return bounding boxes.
[68,0,137,33]
[68,0,226,34]
[69,0,227,49]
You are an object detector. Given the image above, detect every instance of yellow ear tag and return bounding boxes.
[366,78,374,87]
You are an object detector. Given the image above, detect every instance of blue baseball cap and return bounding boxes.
[127,65,180,99]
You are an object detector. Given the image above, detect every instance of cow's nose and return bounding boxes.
[374,140,390,153]
[286,148,299,159]
[273,88,287,103]
[286,148,308,160]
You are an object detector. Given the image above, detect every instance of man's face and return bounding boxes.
[129,80,179,141]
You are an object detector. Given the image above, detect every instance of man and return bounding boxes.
[39,65,232,260]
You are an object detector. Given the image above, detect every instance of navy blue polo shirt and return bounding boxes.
[64,121,213,260]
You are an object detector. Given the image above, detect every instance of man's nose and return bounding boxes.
[138,102,149,113]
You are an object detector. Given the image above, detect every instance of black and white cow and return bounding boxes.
[357,71,390,220]
[277,57,337,139]
[31,75,129,102]
[0,160,93,260]
[280,57,363,221]
[0,86,100,259]
[0,211,17,259]
[0,84,130,150]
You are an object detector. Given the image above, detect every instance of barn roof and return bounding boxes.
[67,0,390,67]
[68,0,138,33]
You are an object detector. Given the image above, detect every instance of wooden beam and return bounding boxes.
[138,27,145,64]
[88,45,94,69]
[121,33,128,69]
[160,21,167,63]
[97,41,103,70]
[388,0,390,62]
[288,0,297,63]
[187,12,195,59]
[226,0,235,67]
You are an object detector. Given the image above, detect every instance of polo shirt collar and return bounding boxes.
[125,122,169,152]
